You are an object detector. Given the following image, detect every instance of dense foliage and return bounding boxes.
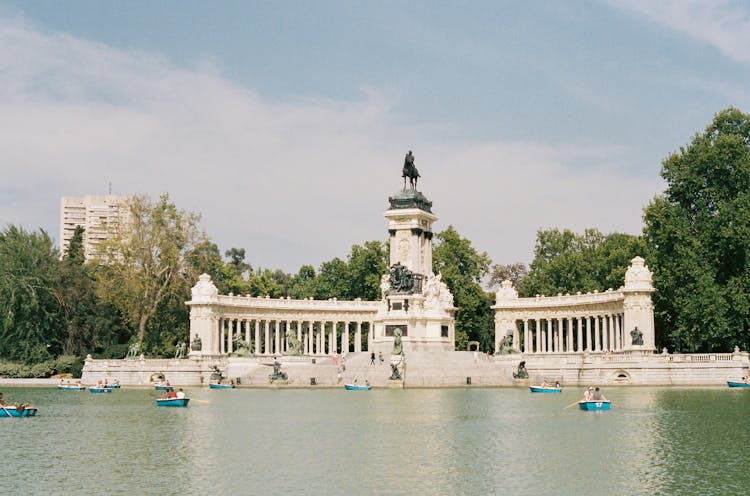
[433,226,494,351]
[644,108,750,352]
[519,228,647,297]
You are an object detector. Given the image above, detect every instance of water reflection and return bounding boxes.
[1,386,748,495]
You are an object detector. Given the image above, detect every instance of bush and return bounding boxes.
[53,355,84,378]
[29,362,54,378]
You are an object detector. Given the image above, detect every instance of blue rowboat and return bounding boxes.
[578,400,611,411]
[209,383,234,389]
[154,384,173,391]
[89,387,112,393]
[0,405,38,417]
[727,381,750,388]
[57,385,85,391]
[156,398,190,407]
[530,386,562,393]
[344,384,371,391]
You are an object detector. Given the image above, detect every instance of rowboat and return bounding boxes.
[89,387,112,393]
[530,385,562,393]
[209,383,234,389]
[727,381,750,388]
[0,405,38,417]
[578,400,611,411]
[154,384,173,391]
[156,398,190,407]
[344,383,371,391]
[57,384,85,391]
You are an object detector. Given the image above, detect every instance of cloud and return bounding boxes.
[0,16,660,273]
[608,0,750,64]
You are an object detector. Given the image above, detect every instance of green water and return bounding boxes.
[1,386,748,495]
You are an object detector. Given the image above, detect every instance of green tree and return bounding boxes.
[345,241,388,300]
[0,226,64,362]
[95,194,207,344]
[644,107,750,352]
[432,226,494,351]
[519,228,646,297]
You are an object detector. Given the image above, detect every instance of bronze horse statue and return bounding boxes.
[402,150,420,190]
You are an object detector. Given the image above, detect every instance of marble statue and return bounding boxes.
[190,334,202,352]
[392,328,404,356]
[174,341,186,359]
[497,329,515,354]
[126,341,140,359]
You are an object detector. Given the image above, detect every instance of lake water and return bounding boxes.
[2,386,748,495]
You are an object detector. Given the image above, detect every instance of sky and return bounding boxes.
[1,1,749,273]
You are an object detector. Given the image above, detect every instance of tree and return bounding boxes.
[432,226,494,351]
[488,262,528,290]
[95,194,207,344]
[644,107,750,352]
[0,226,64,362]
[519,228,646,297]
[345,241,388,300]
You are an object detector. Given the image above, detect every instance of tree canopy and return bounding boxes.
[432,226,494,351]
[644,107,750,352]
[519,228,647,297]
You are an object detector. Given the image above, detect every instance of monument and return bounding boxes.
[372,151,457,353]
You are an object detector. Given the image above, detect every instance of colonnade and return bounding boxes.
[516,313,625,354]
[216,318,373,356]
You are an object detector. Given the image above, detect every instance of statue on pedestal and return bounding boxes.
[174,341,186,359]
[125,341,140,359]
[389,263,415,294]
[190,334,202,352]
[630,327,644,346]
[284,329,303,356]
[497,330,515,355]
[402,150,420,190]
[268,360,288,383]
[512,361,529,379]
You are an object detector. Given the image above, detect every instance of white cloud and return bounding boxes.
[608,0,750,63]
[0,17,660,273]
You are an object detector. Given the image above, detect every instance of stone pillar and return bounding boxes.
[615,314,621,351]
[535,319,541,353]
[355,322,362,353]
[275,320,281,355]
[342,322,350,354]
[227,319,234,354]
[513,320,520,352]
[576,317,582,352]
[317,322,324,355]
[523,319,530,353]
[567,317,573,352]
[368,321,374,351]
[253,320,260,355]
[593,316,600,352]
[219,319,225,355]
[264,320,270,355]
[331,321,338,355]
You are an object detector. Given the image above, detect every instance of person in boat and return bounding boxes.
[583,386,593,401]
[540,381,549,388]
[365,379,370,387]
[165,389,178,399]
[555,381,561,389]
[592,387,607,401]
[176,388,186,399]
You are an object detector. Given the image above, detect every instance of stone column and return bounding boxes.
[331,321,338,355]
[318,322,324,356]
[264,320,270,355]
[576,317,582,352]
[342,321,350,354]
[594,315,602,351]
[227,319,234,354]
[615,314,621,351]
[355,322,362,353]
[219,319,225,355]
[513,320,520,352]
[523,319,530,353]
[253,320,260,355]
[275,320,281,355]
[368,321,374,351]
[535,319,541,353]
[567,317,573,352]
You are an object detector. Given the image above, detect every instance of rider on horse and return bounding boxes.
[403,150,420,189]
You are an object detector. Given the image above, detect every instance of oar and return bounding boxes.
[192,399,210,404]
[563,400,581,410]
[1,403,14,417]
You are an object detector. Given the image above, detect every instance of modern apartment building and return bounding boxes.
[59,195,130,260]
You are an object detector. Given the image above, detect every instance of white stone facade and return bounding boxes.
[492,256,656,355]
[187,274,380,358]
